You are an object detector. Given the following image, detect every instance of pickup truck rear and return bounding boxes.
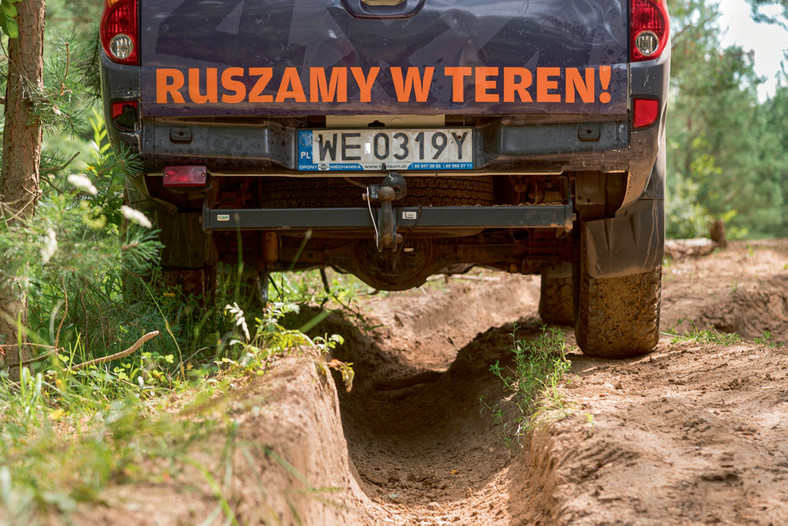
[100,0,670,358]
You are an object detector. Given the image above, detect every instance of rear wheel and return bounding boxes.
[574,262,661,358]
[539,262,574,326]
[154,209,218,307]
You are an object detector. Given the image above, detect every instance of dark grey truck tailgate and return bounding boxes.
[139,0,630,117]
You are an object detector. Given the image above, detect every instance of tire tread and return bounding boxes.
[575,267,662,358]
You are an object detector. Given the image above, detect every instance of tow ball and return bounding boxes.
[364,172,407,251]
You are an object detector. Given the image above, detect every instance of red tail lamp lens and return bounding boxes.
[163,166,208,188]
[633,98,660,129]
[110,100,138,130]
[101,0,139,65]
[631,0,669,62]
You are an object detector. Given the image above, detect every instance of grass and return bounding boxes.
[269,268,385,336]
[665,319,742,345]
[0,370,217,521]
[670,329,742,346]
[486,325,572,444]
[0,271,358,524]
[666,319,784,348]
[754,331,784,348]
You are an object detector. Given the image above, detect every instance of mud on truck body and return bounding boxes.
[100,0,670,358]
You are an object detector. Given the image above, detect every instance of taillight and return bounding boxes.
[100,0,139,65]
[110,100,138,130]
[633,98,659,129]
[631,0,669,62]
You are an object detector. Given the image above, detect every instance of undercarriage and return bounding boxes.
[146,172,615,291]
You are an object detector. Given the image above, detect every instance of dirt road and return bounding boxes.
[318,239,787,525]
[89,240,788,525]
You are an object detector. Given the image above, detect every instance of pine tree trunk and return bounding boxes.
[0,0,46,381]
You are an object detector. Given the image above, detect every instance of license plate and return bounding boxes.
[297,128,473,171]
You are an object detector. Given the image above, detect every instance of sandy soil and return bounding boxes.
[661,239,788,343]
[80,240,788,525]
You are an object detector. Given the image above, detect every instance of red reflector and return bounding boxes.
[633,98,659,129]
[111,100,138,120]
[163,166,208,188]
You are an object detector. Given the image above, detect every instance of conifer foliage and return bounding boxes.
[0,0,161,379]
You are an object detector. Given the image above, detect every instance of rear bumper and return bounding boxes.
[139,118,636,176]
[203,203,574,233]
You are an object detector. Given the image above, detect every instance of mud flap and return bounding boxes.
[581,199,664,279]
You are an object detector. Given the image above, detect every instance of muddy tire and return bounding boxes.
[260,176,494,208]
[575,266,661,359]
[539,263,574,326]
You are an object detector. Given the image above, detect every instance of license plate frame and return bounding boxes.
[297,128,474,172]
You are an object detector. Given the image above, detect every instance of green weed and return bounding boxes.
[665,320,742,345]
[754,331,783,348]
[488,325,571,443]
[478,394,512,448]
[584,413,595,438]
[269,269,383,335]
[0,370,220,522]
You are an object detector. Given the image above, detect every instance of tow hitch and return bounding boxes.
[364,172,407,251]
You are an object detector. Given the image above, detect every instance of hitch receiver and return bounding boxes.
[365,172,407,251]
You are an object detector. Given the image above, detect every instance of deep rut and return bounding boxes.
[323,275,557,523]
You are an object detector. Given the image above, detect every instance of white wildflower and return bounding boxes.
[120,205,153,229]
[225,302,251,341]
[40,229,58,264]
[67,174,98,195]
